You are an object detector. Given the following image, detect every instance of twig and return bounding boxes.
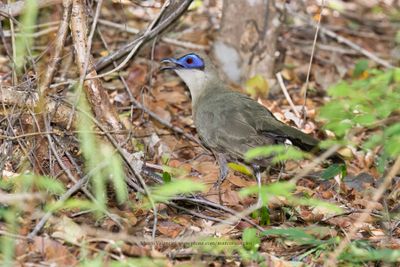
[0,0,63,21]
[94,10,200,146]
[132,98,200,144]
[27,162,106,239]
[171,196,265,231]
[97,18,208,50]
[69,0,126,142]
[7,0,17,85]
[28,116,123,238]
[290,145,340,184]
[0,192,44,204]
[67,0,104,129]
[0,15,12,60]
[70,99,160,241]
[94,0,193,71]
[0,230,28,240]
[319,26,394,68]
[276,72,301,118]
[302,0,324,126]
[287,7,394,69]
[325,156,400,267]
[39,0,71,96]
[81,0,103,81]
[88,0,171,79]
[0,84,199,144]
[167,202,227,224]
[1,26,58,38]
[195,145,341,234]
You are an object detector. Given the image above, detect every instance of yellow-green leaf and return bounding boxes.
[245,75,269,98]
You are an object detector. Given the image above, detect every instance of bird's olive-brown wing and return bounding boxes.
[194,91,277,160]
[194,91,320,160]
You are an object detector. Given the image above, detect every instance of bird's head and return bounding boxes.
[161,53,219,102]
[161,53,205,71]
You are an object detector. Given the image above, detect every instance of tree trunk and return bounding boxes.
[212,0,283,84]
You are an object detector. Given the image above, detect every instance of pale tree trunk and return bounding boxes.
[212,0,283,84]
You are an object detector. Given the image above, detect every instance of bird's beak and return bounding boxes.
[160,58,183,71]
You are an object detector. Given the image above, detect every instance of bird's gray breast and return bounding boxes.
[193,100,220,150]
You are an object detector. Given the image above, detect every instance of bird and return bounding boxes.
[161,52,344,205]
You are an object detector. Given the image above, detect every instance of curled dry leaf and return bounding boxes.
[158,221,183,238]
[15,237,78,266]
[126,63,148,96]
[51,216,86,244]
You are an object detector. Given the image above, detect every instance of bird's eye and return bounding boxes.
[186,57,193,64]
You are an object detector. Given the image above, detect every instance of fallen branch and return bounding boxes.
[70,0,126,143]
[39,0,71,97]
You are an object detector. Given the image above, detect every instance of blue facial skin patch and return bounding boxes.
[175,53,205,70]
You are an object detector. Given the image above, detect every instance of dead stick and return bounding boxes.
[39,0,71,96]
[70,0,125,142]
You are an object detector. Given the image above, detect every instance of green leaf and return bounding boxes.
[227,162,253,176]
[328,1,344,12]
[151,179,205,204]
[363,133,382,150]
[353,60,369,77]
[327,82,351,97]
[240,181,295,205]
[189,0,203,10]
[48,199,98,213]
[353,114,376,126]
[162,172,172,183]
[324,120,353,137]
[245,145,309,163]
[395,31,400,44]
[107,148,128,204]
[77,91,105,210]
[321,164,347,180]
[340,244,400,263]
[385,123,400,137]
[242,228,260,252]
[35,176,66,195]
[291,196,342,213]
[263,228,320,245]
[15,0,39,71]
[259,206,270,226]
[162,165,189,178]
[245,74,269,98]
[263,227,339,247]
[394,68,400,82]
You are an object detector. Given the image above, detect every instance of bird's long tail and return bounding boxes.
[277,124,345,164]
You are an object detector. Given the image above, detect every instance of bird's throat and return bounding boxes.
[174,69,208,104]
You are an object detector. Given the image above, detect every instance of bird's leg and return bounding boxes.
[277,162,285,181]
[213,153,229,205]
[252,164,263,208]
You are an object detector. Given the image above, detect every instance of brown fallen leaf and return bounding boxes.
[326,217,352,229]
[20,237,79,266]
[126,63,148,96]
[158,221,183,238]
[228,174,256,188]
[51,216,86,244]
[157,90,188,105]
